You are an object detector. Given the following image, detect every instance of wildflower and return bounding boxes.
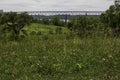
[102,58,106,61]
[76,63,83,69]
[25,49,27,52]
[108,55,113,58]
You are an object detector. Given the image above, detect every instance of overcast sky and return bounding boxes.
[0,0,114,11]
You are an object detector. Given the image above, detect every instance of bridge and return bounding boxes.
[17,11,104,23]
[0,10,3,14]
[26,11,104,16]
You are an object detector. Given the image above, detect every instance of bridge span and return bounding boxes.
[17,11,104,23]
[24,11,104,16]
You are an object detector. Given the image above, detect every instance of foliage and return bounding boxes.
[55,27,62,34]
[51,16,60,26]
[51,16,65,26]
[30,31,37,35]
[67,16,100,37]
[1,3,120,80]
[0,34,120,80]
[41,19,50,25]
[32,16,65,27]
[100,5,120,36]
[37,31,42,35]
[0,12,32,40]
[23,23,69,35]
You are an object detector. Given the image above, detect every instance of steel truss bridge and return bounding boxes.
[18,11,104,23]
[24,11,104,16]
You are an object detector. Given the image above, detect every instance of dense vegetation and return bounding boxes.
[33,16,65,27]
[33,5,120,37]
[0,4,120,80]
[0,12,32,40]
[100,5,120,36]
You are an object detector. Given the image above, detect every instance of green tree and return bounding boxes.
[42,19,50,25]
[51,16,61,26]
[0,12,32,40]
[67,16,99,36]
[100,5,120,36]
[67,17,76,30]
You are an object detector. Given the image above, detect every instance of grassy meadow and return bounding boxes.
[0,23,120,80]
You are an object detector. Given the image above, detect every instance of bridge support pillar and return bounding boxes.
[65,14,68,24]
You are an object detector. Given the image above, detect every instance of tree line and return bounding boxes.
[33,16,66,27]
[0,4,120,40]
[33,4,120,37]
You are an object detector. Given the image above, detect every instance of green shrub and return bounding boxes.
[48,30,54,34]
[0,12,32,40]
[67,16,101,37]
[37,31,42,35]
[100,5,120,37]
[30,31,37,35]
[51,16,61,26]
[42,35,48,40]
[42,19,50,25]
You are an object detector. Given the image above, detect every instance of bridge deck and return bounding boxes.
[17,11,104,16]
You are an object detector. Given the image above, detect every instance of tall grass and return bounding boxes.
[0,33,120,80]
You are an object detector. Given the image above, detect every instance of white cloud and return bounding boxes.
[0,0,114,11]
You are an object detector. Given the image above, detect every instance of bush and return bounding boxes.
[67,16,100,37]
[100,5,120,37]
[48,30,54,34]
[42,35,48,40]
[30,31,37,35]
[37,31,42,35]
[19,35,25,40]
[42,19,50,25]
[51,16,61,26]
[0,12,32,40]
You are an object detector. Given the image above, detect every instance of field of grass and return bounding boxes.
[24,23,69,34]
[0,23,120,80]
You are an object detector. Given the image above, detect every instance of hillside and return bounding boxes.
[0,23,120,80]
